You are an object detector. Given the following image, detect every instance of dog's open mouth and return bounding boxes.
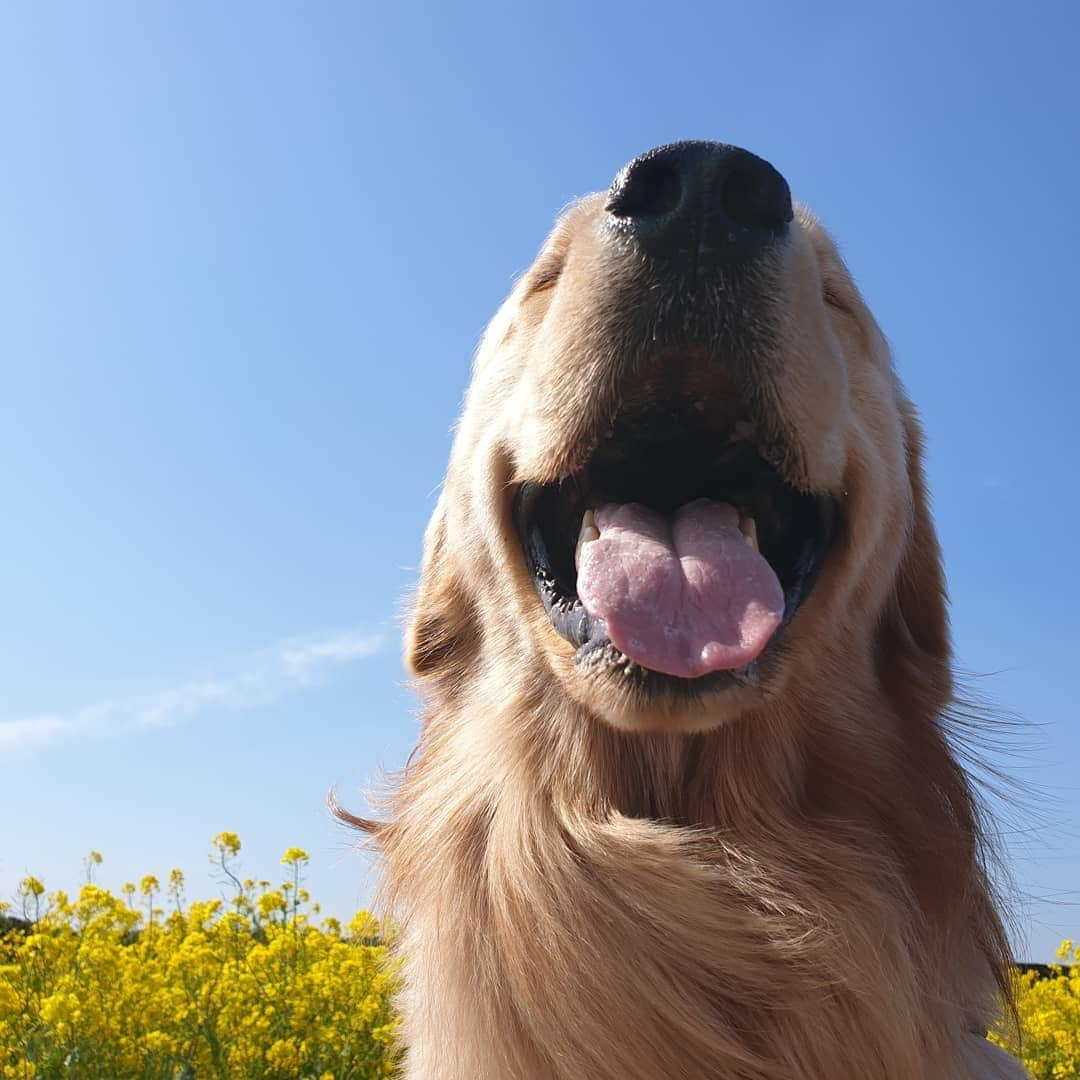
[514,408,836,684]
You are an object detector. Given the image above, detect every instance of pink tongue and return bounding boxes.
[576,500,784,679]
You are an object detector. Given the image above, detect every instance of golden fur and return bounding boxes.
[342,178,1019,1077]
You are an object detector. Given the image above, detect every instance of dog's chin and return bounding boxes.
[565,659,773,735]
[525,604,799,734]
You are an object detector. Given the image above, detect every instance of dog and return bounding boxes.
[344,142,1025,1078]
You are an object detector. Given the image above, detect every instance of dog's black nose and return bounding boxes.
[605,141,793,263]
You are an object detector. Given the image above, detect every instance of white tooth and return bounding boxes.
[738,516,759,552]
[575,509,600,569]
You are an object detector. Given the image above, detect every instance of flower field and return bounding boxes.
[990,941,1080,1078]
[0,835,399,1079]
[1,835,1076,1079]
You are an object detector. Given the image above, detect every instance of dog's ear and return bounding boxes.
[404,497,479,682]
[876,402,953,712]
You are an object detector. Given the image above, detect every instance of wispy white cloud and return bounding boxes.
[0,629,385,752]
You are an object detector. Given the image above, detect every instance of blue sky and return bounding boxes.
[0,3,1076,960]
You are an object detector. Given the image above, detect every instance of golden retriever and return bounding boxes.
[344,142,1025,1079]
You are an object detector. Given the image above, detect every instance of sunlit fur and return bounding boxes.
[341,193,1021,1078]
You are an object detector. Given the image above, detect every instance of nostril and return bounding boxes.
[720,162,793,230]
[606,156,683,219]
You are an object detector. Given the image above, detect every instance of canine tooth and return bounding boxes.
[738,516,759,551]
[575,509,600,569]
[580,508,599,542]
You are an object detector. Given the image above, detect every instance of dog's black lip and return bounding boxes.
[516,487,607,653]
[513,472,837,689]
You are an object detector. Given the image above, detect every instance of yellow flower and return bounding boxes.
[17,876,44,898]
[280,846,309,866]
[257,891,286,919]
[212,831,242,856]
[141,1030,177,1054]
[0,984,19,1013]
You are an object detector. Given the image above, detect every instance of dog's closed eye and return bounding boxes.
[822,282,851,313]
[527,257,564,295]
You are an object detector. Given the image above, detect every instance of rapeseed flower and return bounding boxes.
[0,837,400,1079]
[990,940,1080,1078]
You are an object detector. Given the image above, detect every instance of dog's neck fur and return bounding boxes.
[375,654,1009,1080]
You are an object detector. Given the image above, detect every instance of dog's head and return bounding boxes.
[407,141,949,734]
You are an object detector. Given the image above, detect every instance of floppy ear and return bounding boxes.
[876,402,953,712]
[404,497,480,682]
